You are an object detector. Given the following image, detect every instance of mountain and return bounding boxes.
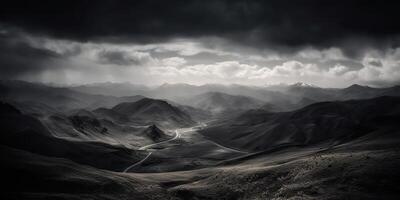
[180,92,265,115]
[149,83,400,112]
[267,83,400,110]
[142,124,171,142]
[70,82,150,97]
[92,107,130,123]
[289,82,319,88]
[172,104,212,122]
[0,102,144,171]
[153,83,290,104]
[2,81,400,199]
[106,98,196,128]
[36,108,167,148]
[261,97,317,112]
[200,96,400,152]
[336,84,380,99]
[0,80,145,111]
[86,95,145,109]
[333,84,400,100]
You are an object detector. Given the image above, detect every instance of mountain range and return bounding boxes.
[201,96,400,152]
[1,80,400,199]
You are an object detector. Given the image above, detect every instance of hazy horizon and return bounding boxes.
[3,79,399,89]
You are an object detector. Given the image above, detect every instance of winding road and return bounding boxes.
[139,130,180,150]
[123,129,182,173]
[122,123,247,173]
[207,139,248,154]
[123,152,153,173]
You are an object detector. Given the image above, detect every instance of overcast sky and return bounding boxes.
[1,0,400,87]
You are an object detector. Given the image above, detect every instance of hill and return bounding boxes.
[109,98,196,128]
[200,96,400,152]
[0,102,144,171]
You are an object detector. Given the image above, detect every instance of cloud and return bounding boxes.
[295,48,346,61]
[0,27,399,87]
[1,0,399,56]
[354,48,400,86]
[96,50,155,66]
[162,57,187,67]
[0,32,62,79]
[327,64,350,76]
[250,61,320,79]
[150,52,400,87]
[180,61,257,78]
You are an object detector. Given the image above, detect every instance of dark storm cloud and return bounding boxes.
[0,33,61,79]
[1,0,400,56]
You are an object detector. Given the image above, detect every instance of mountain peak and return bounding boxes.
[110,97,195,128]
[144,124,169,142]
[112,98,171,113]
[346,84,371,90]
[348,84,364,88]
[290,82,318,88]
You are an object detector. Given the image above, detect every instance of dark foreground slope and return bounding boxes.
[0,145,172,200]
[167,127,400,199]
[201,96,400,152]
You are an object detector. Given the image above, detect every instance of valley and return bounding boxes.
[1,81,400,199]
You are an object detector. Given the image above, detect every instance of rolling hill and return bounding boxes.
[0,102,145,171]
[100,98,197,128]
[200,96,400,152]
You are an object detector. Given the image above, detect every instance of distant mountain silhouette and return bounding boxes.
[180,92,265,115]
[0,80,145,110]
[66,82,400,112]
[71,82,150,97]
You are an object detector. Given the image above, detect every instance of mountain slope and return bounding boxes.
[0,102,144,171]
[0,145,170,200]
[180,92,265,115]
[142,124,171,142]
[0,80,145,111]
[110,98,196,128]
[200,96,400,152]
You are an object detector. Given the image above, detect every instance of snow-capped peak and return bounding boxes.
[290,82,318,88]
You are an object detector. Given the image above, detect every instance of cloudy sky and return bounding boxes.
[1,0,400,87]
